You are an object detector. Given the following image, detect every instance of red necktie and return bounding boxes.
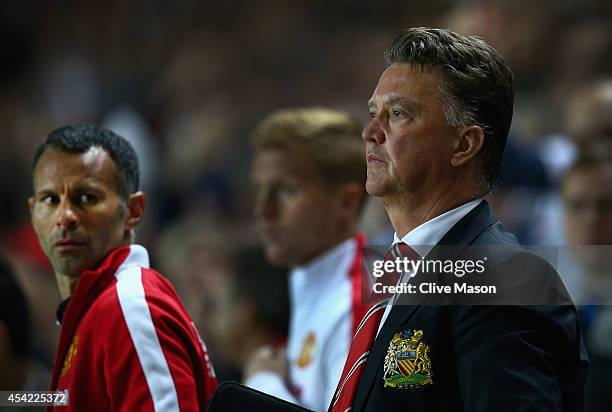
[330,298,387,412]
[391,242,420,263]
[330,243,418,411]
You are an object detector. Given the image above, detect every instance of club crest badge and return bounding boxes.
[61,335,79,376]
[383,329,432,389]
[297,332,317,368]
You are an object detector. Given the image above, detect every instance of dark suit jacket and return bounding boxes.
[351,201,589,411]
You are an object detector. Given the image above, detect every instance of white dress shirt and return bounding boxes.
[377,199,483,335]
[246,237,361,411]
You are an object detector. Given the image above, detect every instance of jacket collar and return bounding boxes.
[50,245,147,390]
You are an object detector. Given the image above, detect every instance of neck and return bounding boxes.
[383,183,480,238]
[328,223,358,253]
[55,273,81,300]
[292,223,357,268]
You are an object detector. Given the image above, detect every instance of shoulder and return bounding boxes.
[470,220,556,275]
[472,220,520,248]
[463,245,570,306]
[93,265,189,327]
[453,220,571,305]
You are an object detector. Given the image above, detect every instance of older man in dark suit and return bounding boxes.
[330,28,588,412]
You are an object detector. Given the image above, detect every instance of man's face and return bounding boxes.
[252,149,344,267]
[363,64,457,201]
[30,147,130,278]
[563,164,612,246]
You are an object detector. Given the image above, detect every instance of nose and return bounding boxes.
[362,115,385,144]
[56,198,79,231]
[254,189,277,220]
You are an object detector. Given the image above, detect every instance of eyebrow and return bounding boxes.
[34,179,106,195]
[33,188,54,197]
[367,95,416,110]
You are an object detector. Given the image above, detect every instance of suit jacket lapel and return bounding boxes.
[352,304,419,410]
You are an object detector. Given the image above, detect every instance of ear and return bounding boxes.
[28,197,34,216]
[125,191,145,231]
[451,125,484,167]
[336,182,364,219]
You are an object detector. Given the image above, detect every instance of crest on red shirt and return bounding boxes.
[61,335,79,375]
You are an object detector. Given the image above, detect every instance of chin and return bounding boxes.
[264,246,291,267]
[365,179,388,198]
[54,264,86,279]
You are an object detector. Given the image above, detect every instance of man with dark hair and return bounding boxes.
[29,124,217,411]
[330,28,587,411]
[245,108,368,411]
[32,124,140,200]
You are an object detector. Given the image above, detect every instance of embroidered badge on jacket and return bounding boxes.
[383,329,432,388]
[61,335,79,375]
[297,332,317,368]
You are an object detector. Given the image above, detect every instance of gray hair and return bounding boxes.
[384,28,514,192]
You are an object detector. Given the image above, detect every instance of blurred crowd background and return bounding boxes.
[0,0,611,404]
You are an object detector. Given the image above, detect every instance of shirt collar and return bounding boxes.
[393,199,482,257]
[56,297,71,325]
